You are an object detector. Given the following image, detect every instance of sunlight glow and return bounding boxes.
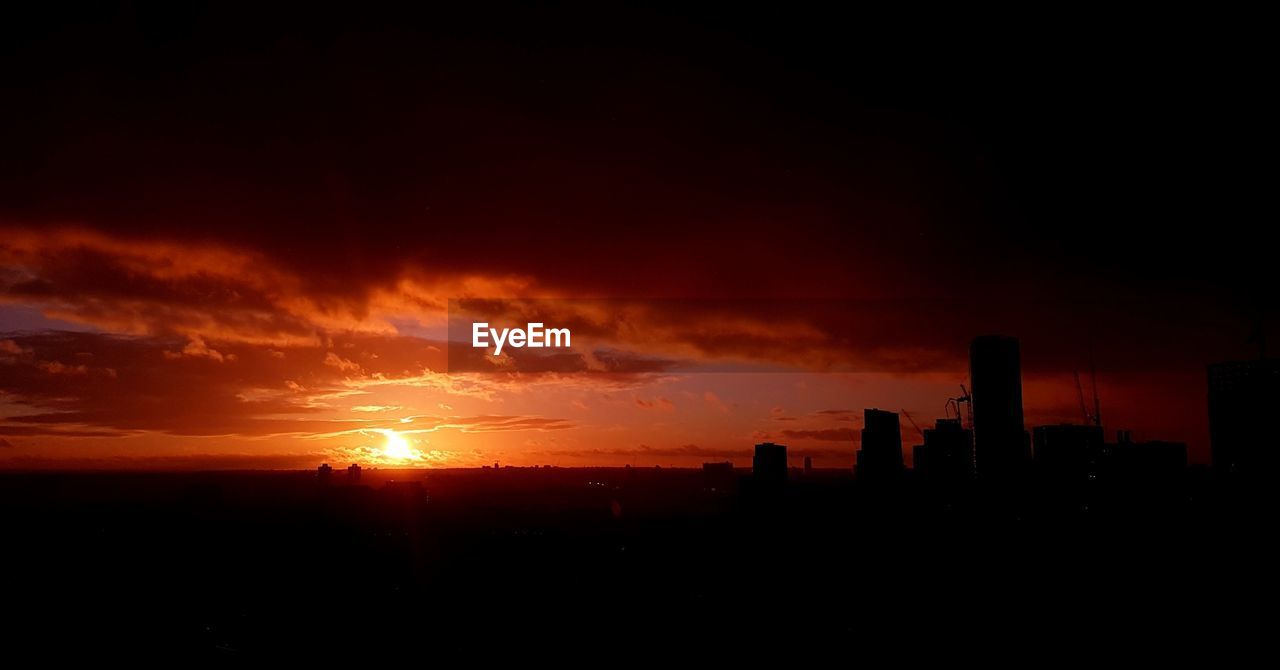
[379,429,422,462]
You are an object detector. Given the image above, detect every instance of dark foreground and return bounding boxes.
[1,467,1274,661]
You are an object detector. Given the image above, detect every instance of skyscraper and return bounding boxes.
[753,442,788,485]
[1208,359,1280,478]
[856,408,904,480]
[970,335,1029,480]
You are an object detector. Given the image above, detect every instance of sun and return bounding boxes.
[379,429,421,461]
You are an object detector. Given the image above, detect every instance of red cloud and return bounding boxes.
[0,331,445,437]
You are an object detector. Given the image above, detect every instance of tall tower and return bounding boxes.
[753,442,788,485]
[856,408,904,479]
[970,335,1029,480]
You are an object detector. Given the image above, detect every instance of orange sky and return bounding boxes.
[1,6,1263,468]
[0,227,1218,469]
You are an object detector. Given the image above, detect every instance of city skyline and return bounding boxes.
[1,4,1270,470]
[0,314,1257,469]
[1,4,1273,662]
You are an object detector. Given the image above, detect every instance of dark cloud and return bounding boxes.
[0,4,1263,463]
[3,4,1263,306]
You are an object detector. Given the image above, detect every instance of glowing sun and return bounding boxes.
[379,429,421,461]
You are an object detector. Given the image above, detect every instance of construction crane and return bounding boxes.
[900,408,925,441]
[1089,354,1102,429]
[1073,368,1103,429]
[1074,370,1091,425]
[945,385,972,429]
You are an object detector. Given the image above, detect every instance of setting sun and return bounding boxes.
[379,429,421,461]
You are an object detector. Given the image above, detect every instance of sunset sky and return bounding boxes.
[1,3,1270,468]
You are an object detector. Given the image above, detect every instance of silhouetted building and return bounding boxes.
[347,463,362,482]
[753,442,788,485]
[803,456,813,475]
[857,409,903,480]
[913,418,973,484]
[1208,359,1280,478]
[317,463,332,482]
[970,335,1030,479]
[1033,424,1104,483]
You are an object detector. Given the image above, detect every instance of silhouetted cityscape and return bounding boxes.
[313,336,1263,490]
[3,3,1274,661]
[5,334,1272,660]
[821,335,1209,490]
